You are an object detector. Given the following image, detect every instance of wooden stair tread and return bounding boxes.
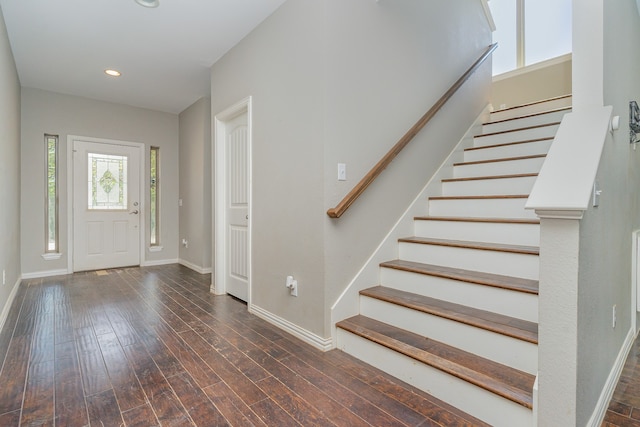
[474,122,560,138]
[465,136,554,152]
[482,106,571,126]
[380,259,539,295]
[429,194,529,200]
[360,286,538,343]
[413,216,540,225]
[336,315,535,408]
[454,154,545,167]
[398,236,539,255]
[442,173,537,183]
[490,94,571,114]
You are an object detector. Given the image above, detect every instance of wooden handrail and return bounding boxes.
[327,43,498,219]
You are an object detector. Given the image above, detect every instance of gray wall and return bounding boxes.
[491,56,572,109]
[322,0,492,336]
[21,88,180,275]
[576,1,640,424]
[0,4,21,319]
[178,97,212,272]
[211,0,492,337]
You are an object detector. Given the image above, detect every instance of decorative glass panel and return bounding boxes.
[88,152,128,210]
[150,146,160,245]
[45,134,58,253]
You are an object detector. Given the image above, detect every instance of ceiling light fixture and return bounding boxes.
[104,69,121,77]
[135,0,159,8]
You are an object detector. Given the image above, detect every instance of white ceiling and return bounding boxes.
[0,0,286,114]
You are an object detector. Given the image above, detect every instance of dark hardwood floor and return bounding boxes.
[603,335,640,426]
[0,264,487,426]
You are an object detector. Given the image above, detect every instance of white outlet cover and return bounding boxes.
[338,163,347,181]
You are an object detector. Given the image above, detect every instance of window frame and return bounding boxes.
[45,134,59,254]
[491,0,572,76]
[150,146,160,247]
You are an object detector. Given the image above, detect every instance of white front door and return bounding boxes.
[73,139,141,271]
[224,111,249,301]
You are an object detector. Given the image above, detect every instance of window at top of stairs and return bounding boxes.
[490,0,572,76]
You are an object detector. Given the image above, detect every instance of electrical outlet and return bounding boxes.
[338,163,347,181]
[285,275,298,297]
[181,238,188,248]
[613,304,617,329]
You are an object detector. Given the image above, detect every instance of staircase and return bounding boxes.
[336,95,572,427]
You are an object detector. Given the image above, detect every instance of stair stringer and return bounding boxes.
[330,105,491,343]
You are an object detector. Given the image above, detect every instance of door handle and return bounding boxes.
[130,210,139,215]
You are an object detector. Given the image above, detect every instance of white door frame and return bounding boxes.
[67,135,146,273]
[213,97,252,304]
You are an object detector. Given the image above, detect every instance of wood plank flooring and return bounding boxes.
[603,335,640,426]
[0,264,487,426]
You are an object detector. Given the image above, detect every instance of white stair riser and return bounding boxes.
[336,330,533,427]
[489,97,572,122]
[464,139,552,163]
[453,157,546,178]
[360,296,538,375]
[482,109,568,134]
[428,197,537,219]
[442,176,537,196]
[398,242,539,280]
[474,124,559,147]
[414,219,540,246]
[380,267,538,322]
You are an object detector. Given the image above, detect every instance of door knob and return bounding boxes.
[130,210,139,215]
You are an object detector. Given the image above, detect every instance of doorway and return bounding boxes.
[69,136,144,272]
[214,97,252,302]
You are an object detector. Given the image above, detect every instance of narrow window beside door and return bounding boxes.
[45,134,58,253]
[150,146,160,246]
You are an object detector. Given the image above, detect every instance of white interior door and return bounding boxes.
[73,139,141,271]
[224,112,249,301]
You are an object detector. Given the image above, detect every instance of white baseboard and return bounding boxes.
[0,278,22,332]
[250,304,333,352]
[21,269,69,279]
[141,258,179,267]
[586,327,636,427]
[178,259,212,274]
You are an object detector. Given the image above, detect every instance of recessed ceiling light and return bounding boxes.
[135,0,159,7]
[104,69,121,77]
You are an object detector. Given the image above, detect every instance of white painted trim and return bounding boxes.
[492,53,572,82]
[532,209,584,220]
[0,278,21,333]
[330,106,491,346]
[21,269,69,279]
[586,327,636,427]
[213,97,253,303]
[179,259,212,275]
[140,258,179,267]
[250,304,333,352]
[41,253,63,261]
[480,0,496,31]
[526,106,613,215]
[67,135,147,273]
[533,375,539,427]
